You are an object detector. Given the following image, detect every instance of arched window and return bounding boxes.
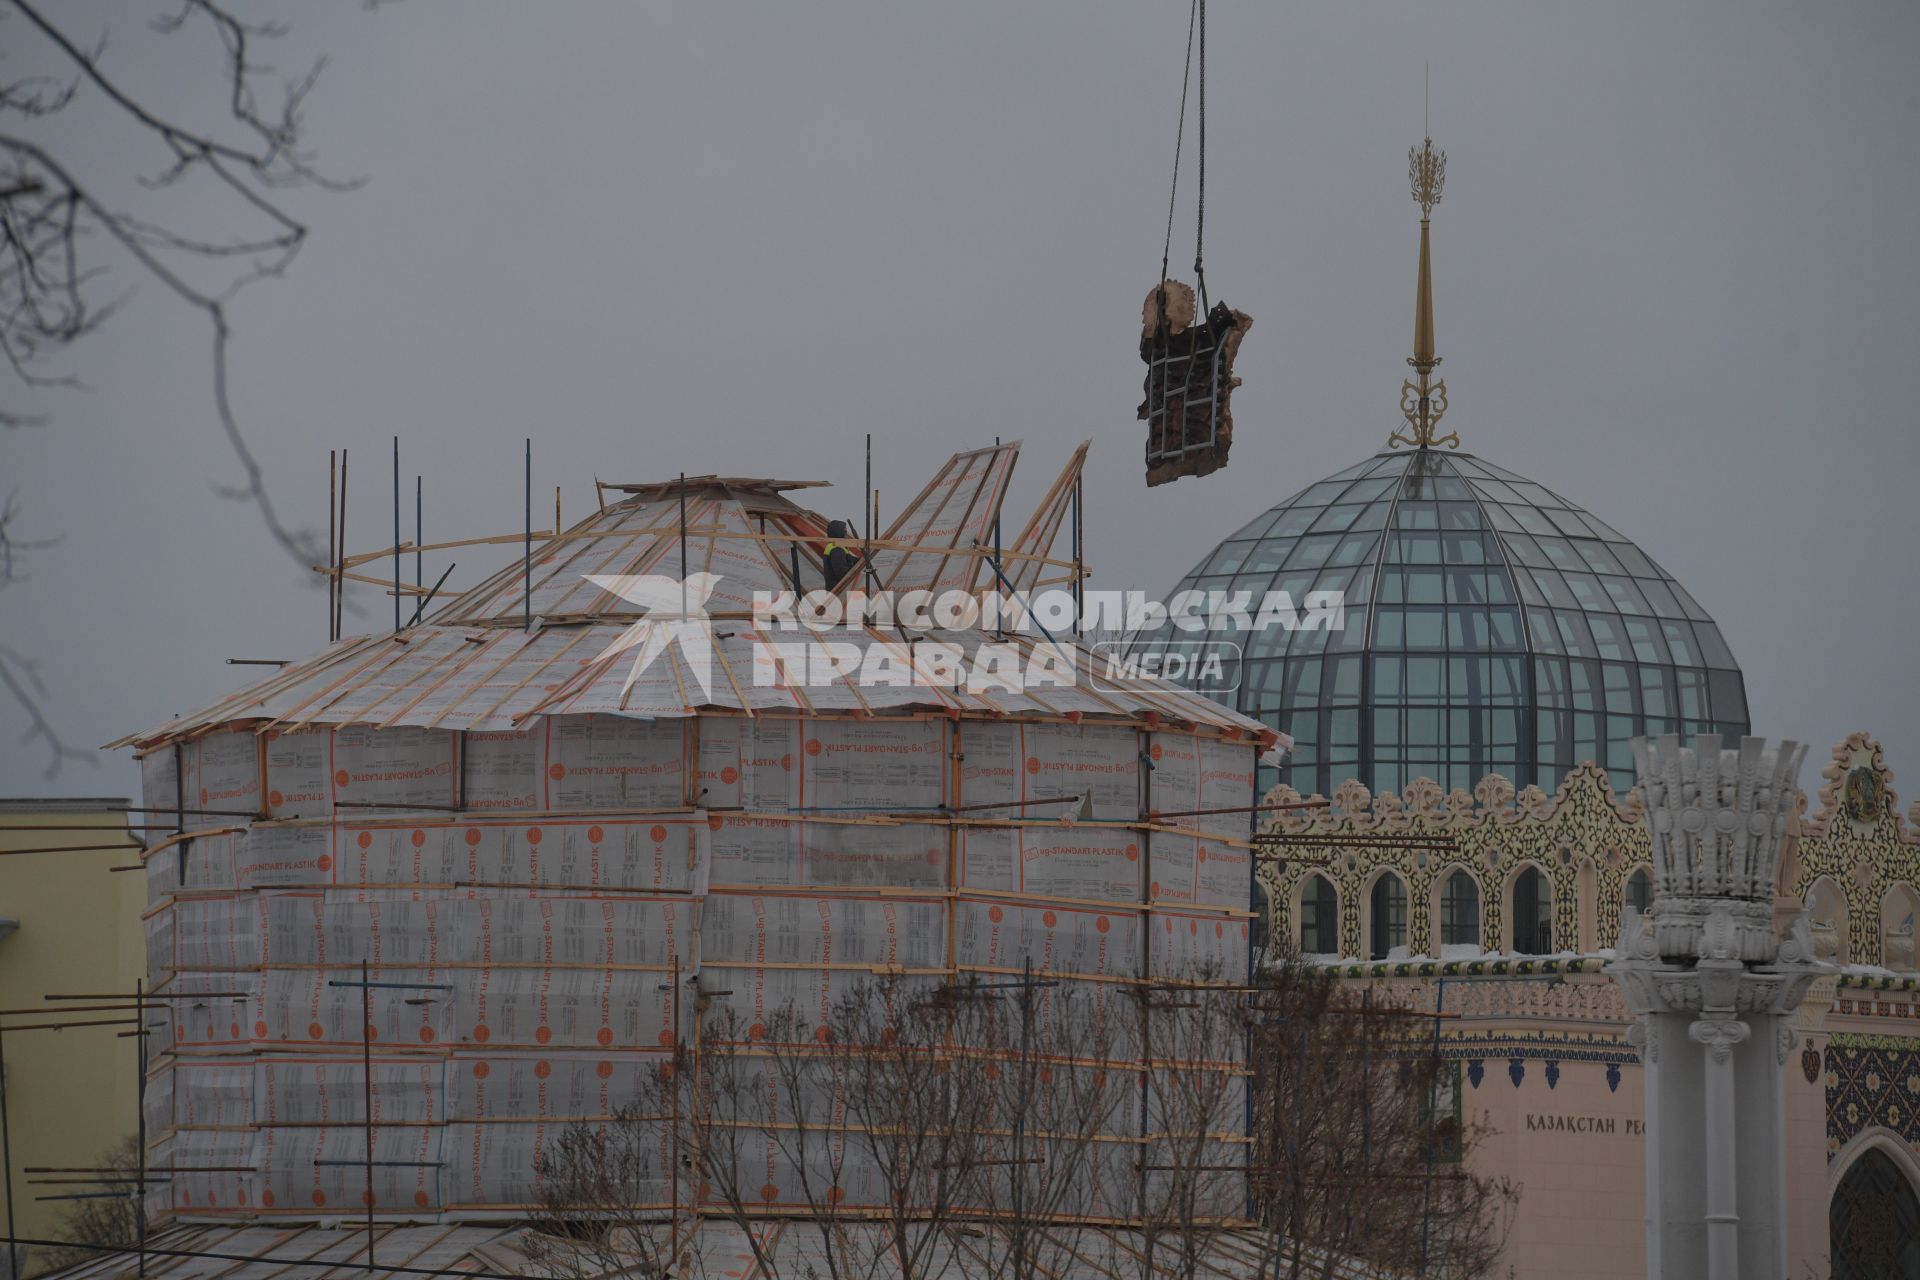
[1299,874,1339,956]
[1369,873,1408,960]
[1808,876,1849,965]
[1831,1147,1920,1279]
[1883,884,1920,971]
[1439,870,1480,949]
[1625,867,1653,914]
[1510,866,1553,955]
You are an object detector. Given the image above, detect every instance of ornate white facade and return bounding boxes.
[1256,732,1920,1278]
[1606,735,1821,1280]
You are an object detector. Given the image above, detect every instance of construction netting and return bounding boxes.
[138,710,1259,1226]
[40,1220,1401,1280]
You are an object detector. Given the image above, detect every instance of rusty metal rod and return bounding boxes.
[0,845,136,856]
[0,1234,530,1280]
[44,993,247,1001]
[1151,799,1330,819]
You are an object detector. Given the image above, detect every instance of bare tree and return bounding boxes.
[0,0,363,771]
[1245,960,1517,1280]
[527,963,1509,1280]
[534,978,1140,1280]
[32,1135,140,1274]
[670,1001,808,1280]
[1135,975,1250,1280]
[818,977,990,1280]
[943,973,1135,1280]
[678,986,983,1280]
[754,1004,871,1280]
[527,1100,681,1280]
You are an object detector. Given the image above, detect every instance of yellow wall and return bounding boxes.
[0,800,144,1274]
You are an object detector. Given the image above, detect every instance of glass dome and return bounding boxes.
[1142,448,1749,800]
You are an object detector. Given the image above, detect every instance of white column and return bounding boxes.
[1689,1016,1750,1280]
[1633,1019,1663,1279]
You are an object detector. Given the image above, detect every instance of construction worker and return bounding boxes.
[823,519,858,590]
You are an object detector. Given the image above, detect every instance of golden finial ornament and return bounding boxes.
[1390,134,1459,450]
[1409,135,1446,218]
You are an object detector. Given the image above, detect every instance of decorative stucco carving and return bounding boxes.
[1616,904,1659,962]
[1688,1016,1751,1065]
[1626,1019,1655,1065]
[1259,736,1920,975]
[1636,734,1805,963]
[1786,733,1920,967]
[1260,762,1653,961]
[1776,910,1819,968]
[1473,773,1515,814]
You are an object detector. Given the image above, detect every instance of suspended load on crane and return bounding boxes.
[1135,0,1249,487]
[1139,278,1251,487]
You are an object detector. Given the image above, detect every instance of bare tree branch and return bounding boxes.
[34,1135,140,1274]
[1245,957,1518,1280]
[0,0,358,571]
[0,489,60,585]
[527,964,1515,1278]
[528,1097,680,1280]
[0,0,366,775]
[0,493,91,777]
[0,641,95,778]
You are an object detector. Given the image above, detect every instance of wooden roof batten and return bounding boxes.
[113,446,1275,751]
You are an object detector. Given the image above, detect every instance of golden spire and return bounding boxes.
[1391,134,1459,450]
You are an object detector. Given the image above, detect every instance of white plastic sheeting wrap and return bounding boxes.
[43,1220,1399,1280]
[137,709,1258,1226]
[180,728,262,818]
[863,443,1019,597]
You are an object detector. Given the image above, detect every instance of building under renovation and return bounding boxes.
[89,443,1354,1279]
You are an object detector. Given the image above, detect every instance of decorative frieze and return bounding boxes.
[1259,734,1920,974]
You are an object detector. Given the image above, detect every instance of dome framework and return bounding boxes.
[1156,447,1750,800]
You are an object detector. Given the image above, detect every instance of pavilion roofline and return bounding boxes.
[595,475,831,497]
[1290,952,1920,989]
[1292,953,1614,980]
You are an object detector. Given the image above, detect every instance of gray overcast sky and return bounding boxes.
[5,2,1918,802]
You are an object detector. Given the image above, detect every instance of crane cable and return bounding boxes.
[1195,0,1208,310]
[1158,0,1209,312]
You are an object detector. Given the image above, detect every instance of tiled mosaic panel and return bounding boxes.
[1827,1032,1920,1159]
